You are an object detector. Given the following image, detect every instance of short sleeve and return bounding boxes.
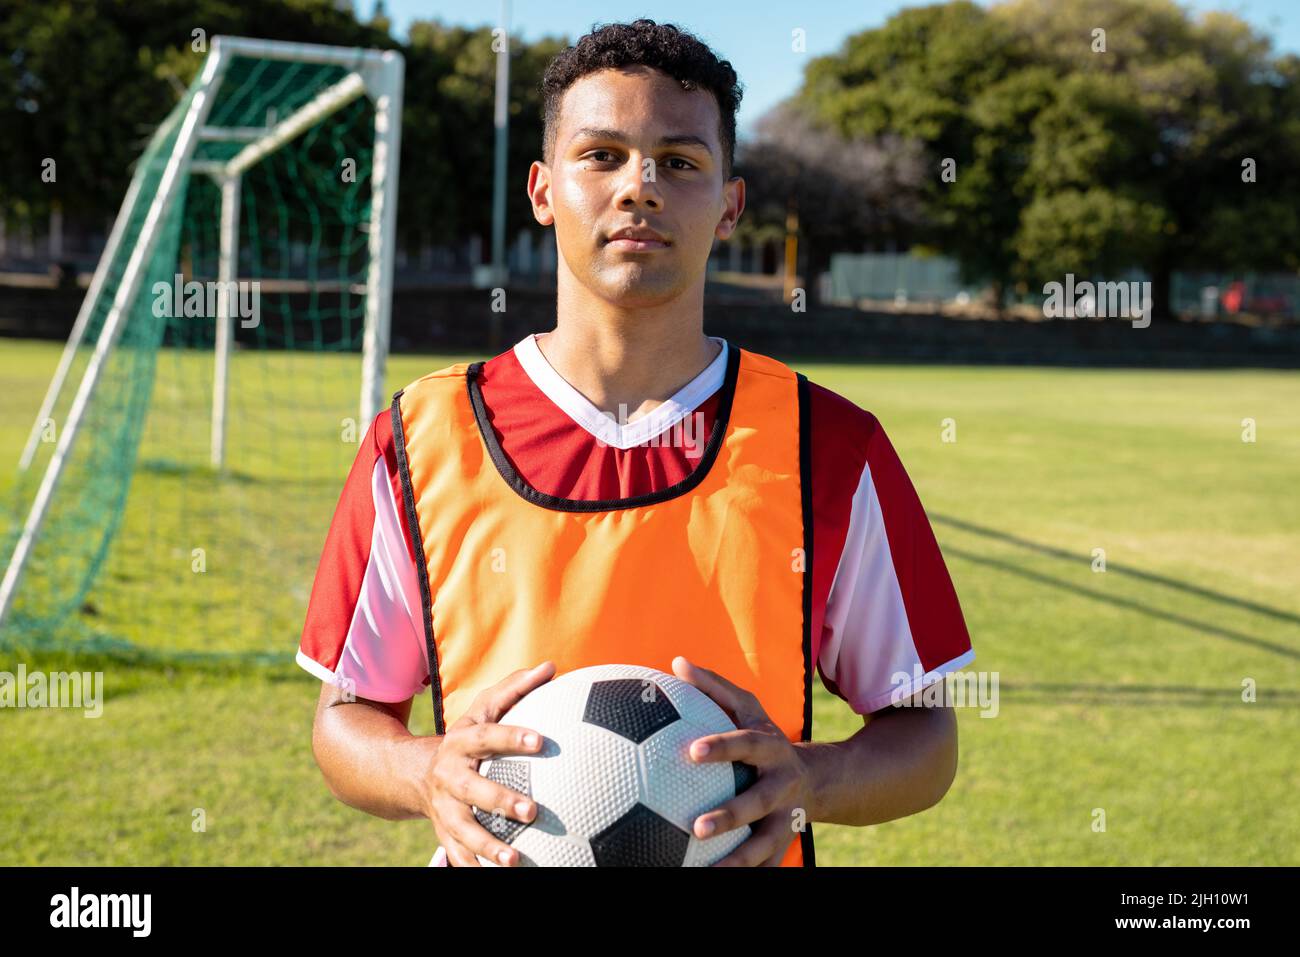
[818,420,973,715]
[296,409,430,702]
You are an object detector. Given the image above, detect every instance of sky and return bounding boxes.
[371,0,1300,138]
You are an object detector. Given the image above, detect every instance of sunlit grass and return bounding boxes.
[1,339,1296,864]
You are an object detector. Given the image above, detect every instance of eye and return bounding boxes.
[586,149,617,163]
[665,157,696,171]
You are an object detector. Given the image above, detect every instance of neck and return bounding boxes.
[538,266,720,422]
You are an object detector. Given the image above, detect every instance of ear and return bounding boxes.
[527,160,555,227]
[714,175,746,241]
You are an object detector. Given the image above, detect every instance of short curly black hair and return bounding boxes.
[541,19,744,179]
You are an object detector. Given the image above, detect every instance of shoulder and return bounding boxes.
[395,361,473,401]
[804,377,884,456]
[799,378,886,534]
[391,361,482,440]
[736,347,886,451]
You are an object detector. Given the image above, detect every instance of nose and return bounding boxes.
[612,154,663,212]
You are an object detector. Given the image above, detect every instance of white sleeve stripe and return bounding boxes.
[320,458,429,703]
[296,648,340,683]
[856,648,976,714]
[819,455,871,632]
[818,456,922,715]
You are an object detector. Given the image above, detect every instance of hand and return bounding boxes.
[672,655,814,867]
[426,661,556,867]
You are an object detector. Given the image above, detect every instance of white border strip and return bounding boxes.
[513,334,727,449]
[859,648,977,714]
[295,649,341,684]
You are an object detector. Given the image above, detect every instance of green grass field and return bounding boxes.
[1,336,1297,865]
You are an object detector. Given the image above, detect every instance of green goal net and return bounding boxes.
[0,38,404,667]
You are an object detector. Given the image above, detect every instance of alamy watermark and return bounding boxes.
[151,274,261,328]
[1043,273,1151,328]
[0,664,103,717]
[50,887,150,937]
[889,665,999,718]
[595,406,708,459]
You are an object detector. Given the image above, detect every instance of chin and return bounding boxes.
[600,278,681,308]
[588,259,666,289]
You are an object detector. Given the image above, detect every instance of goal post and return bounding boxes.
[0,37,405,653]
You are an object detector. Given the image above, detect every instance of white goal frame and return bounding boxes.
[0,36,404,629]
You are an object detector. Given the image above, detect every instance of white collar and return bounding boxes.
[512,333,727,450]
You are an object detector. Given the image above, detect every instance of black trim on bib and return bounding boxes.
[796,370,817,868]
[390,390,446,736]
[465,340,742,513]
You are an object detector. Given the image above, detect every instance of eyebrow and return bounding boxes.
[569,127,714,156]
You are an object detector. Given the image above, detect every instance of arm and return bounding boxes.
[798,408,970,829]
[309,681,439,821]
[299,410,450,824]
[675,658,960,865]
[308,663,555,866]
[297,409,547,864]
[795,686,958,828]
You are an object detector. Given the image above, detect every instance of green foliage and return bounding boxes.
[399,22,562,251]
[0,1,566,252]
[3,0,1298,305]
[797,0,1300,313]
[802,1,1026,154]
[1016,188,1165,282]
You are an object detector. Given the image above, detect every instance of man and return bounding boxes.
[298,19,973,867]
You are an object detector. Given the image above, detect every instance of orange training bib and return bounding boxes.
[391,345,816,866]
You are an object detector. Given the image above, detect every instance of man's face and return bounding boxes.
[528,66,744,308]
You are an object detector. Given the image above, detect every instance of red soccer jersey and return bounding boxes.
[298,333,974,716]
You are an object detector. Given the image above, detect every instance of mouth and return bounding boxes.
[605,228,670,252]
[606,237,670,251]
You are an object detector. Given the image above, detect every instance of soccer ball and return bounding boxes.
[472,663,758,866]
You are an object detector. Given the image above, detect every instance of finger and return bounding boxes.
[687,727,777,765]
[693,771,784,838]
[671,656,754,725]
[436,809,516,868]
[475,661,557,722]
[445,806,525,867]
[712,814,791,867]
[431,813,477,868]
[452,767,537,827]
[440,834,481,868]
[452,721,545,760]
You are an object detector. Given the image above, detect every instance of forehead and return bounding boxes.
[557,66,720,146]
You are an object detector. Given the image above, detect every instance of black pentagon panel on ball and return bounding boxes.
[582,678,680,743]
[472,760,531,845]
[734,761,759,796]
[590,803,691,866]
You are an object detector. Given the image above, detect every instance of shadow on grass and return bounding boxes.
[996,682,1299,708]
[934,513,1300,629]
[946,545,1298,661]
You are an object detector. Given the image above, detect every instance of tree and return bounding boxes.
[996,0,1299,315]
[793,0,1300,318]
[797,1,1034,309]
[737,100,927,306]
[0,0,390,240]
[398,19,563,258]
